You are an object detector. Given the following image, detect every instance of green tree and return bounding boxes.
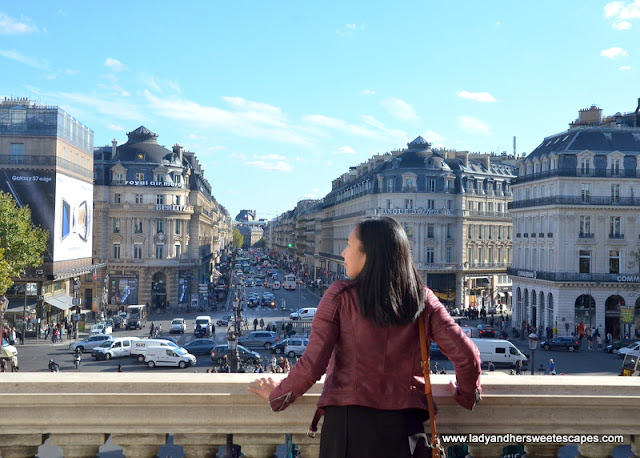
[254,237,266,249]
[0,191,49,296]
[232,228,244,249]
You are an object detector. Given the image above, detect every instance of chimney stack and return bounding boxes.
[111,139,117,157]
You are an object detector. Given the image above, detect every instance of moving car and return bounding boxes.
[145,346,196,368]
[69,335,112,353]
[471,338,528,368]
[605,338,639,354]
[476,324,496,338]
[289,307,317,321]
[2,338,18,356]
[210,344,260,365]
[193,316,213,337]
[216,315,233,327]
[540,337,580,352]
[284,337,309,357]
[91,337,139,360]
[617,341,640,358]
[270,338,289,354]
[238,331,279,350]
[170,318,187,334]
[90,322,113,335]
[182,338,217,355]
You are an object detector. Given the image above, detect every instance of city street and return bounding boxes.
[13,268,323,373]
[8,261,629,377]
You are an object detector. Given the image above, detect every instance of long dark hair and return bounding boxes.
[350,216,425,326]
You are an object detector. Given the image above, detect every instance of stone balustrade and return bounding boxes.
[0,373,639,457]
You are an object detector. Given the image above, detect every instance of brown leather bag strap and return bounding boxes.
[419,311,445,457]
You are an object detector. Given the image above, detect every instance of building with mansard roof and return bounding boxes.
[509,100,640,339]
[93,126,231,311]
[271,136,517,310]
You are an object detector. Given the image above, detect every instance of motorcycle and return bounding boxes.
[48,360,60,373]
[74,350,82,369]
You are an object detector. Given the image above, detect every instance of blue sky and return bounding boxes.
[2,1,639,219]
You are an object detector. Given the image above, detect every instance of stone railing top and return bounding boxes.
[1,374,639,457]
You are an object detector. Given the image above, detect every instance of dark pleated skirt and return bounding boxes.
[319,405,430,458]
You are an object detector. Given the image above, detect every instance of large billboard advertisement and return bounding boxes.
[0,170,56,262]
[54,173,93,261]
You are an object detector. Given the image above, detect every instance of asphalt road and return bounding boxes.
[9,271,627,377]
[13,279,322,373]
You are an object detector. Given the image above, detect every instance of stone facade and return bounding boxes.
[93,127,230,311]
[271,137,517,310]
[509,103,640,339]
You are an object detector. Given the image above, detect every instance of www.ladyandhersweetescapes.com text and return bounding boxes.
[441,433,624,446]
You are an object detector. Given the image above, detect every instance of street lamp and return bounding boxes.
[528,332,538,375]
[226,289,243,372]
[0,295,9,344]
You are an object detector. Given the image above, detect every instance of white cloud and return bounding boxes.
[360,89,376,95]
[231,152,247,160]
[422,130,447,148]
[456,90,497,103]
[601,46,628,58]
[246,159,293,172]
[380,97,419,121]
[49,91,145,121]
[0,49,49,70]
[302,113,406,144]
[613,20,633,29]
[619,65,632,70]
[605,1,640,28]
[298,191,319,200]
[458,116,490,135]
[334,146,356,155]
[104,57,127,72]
[336,23,365,36]
[144,91,313,146]
[107,124,125,131]
[0,13,37,34]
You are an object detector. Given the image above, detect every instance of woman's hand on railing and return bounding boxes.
[248,377,279,401]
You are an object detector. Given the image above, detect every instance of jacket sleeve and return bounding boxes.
[425,288,482,410]
[268,282,343,412]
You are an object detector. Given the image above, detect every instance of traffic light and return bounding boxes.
[287,243,292,248]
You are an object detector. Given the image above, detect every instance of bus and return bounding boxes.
[621,351,640,376]
[283,274,297,290]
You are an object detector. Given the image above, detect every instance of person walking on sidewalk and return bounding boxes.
[548,359,556,375]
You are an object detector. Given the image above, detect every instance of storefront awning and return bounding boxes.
[497,292,505,297]
[44,295,74,311]
[6,300,37,314]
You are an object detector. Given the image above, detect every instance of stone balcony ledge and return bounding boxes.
[0,373,639,457]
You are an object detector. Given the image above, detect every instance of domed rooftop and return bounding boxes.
[390,135,449,169]
[113,126,174,163]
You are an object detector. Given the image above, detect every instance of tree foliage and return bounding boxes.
[232,228,244,249]
[0,191,49,295]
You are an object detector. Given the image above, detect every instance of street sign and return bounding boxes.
[72,298,81,306]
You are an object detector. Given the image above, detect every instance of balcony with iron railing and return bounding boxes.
[0,374,638,457]
[514,168,639,185]
[509,195,640,210]
[507,267,640,283]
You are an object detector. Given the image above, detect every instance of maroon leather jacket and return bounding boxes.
[269,281,482,416]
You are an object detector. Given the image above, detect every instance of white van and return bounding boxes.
[290,307,317,321]
[131,339,181,363]
[194,316,213,336]
[471,338,528,368]
[285,337,309,357]
[145,346,196,368]
[91,337,139,360]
